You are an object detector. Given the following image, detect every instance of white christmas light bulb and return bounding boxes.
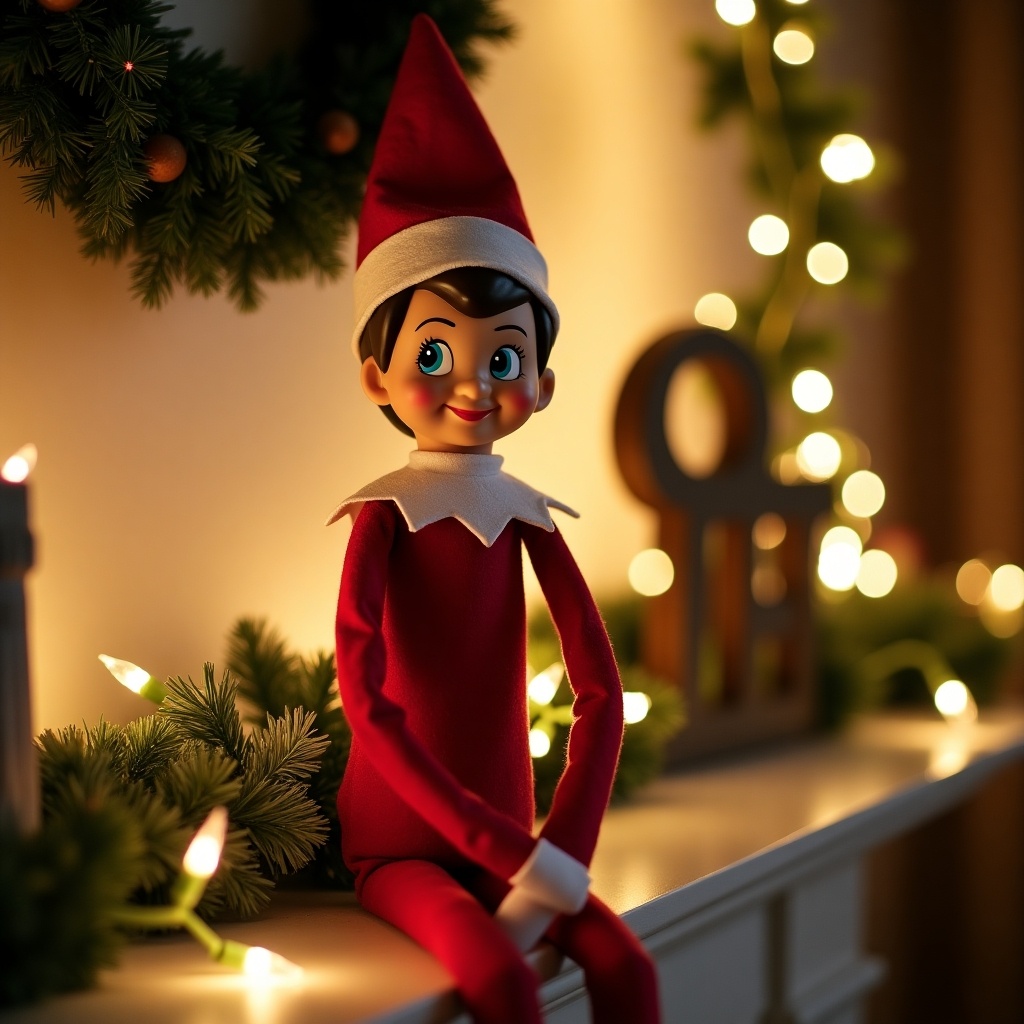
[821,134,875,183]
[622,692,653,725]
[183,806,229,879]
[715,0,756,27]
[527,663,564,706]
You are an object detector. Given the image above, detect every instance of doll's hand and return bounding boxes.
[494,887,557,952]
[509,837,590,914]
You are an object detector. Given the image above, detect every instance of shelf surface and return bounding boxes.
[8,709,1024,1024]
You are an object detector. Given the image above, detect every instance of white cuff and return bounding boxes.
[509,838,590,915]
[494,888,557,953]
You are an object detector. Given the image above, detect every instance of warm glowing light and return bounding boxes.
[622,692,653,725]
[821,134,875,183]
[529,728,552,758]
[773,25,814,64]
[182,806,229,879]
[818,527,863,592]
[694,292,738,330]
[856,549,898,598]
[807,242,849,284]
[527,663,563,706]
[242,946,303,980]
[752,565,787,606]
[753,512,787,550]
[956,559,991,605]
[842,470,886,518]
[99,653,152,694]
[774,450,801,484]
[934,679,977,723]
[796,431,842,480]
[791,369,833,413]
[628,548,675,597]
[748,214,790,255]
[989,564,1024,612]
[1,443,37,483]
[715,0,756,26]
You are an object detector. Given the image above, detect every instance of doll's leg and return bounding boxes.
[361,859,543,1024]
[547,893,661,1024]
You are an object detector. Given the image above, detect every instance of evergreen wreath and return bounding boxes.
[0,0,514,310]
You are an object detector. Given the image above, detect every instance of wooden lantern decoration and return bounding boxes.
[614,327,831,762]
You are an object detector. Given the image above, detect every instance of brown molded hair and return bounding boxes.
[359,266,556,436]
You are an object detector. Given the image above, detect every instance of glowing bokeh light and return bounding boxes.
[821,134,875,183]
[807,242,849,284]
[752,565,787,606]
[694,292,738,330]
[715,0,756,26]
[956,559,991,605]
[753,512,787,550]
[242,946,303,980]
[842,470,886,518]
[818,526,863,592]
[855,549,898,598]
[1,443,37,483]
[748,214,790,255]
[527,663,563,706]
[628,548,675,597]
[934,679,976,723]
[622,692,653,725]
[791,369,833,413]
[990,563,1024,611]
[773,26,814,65]
[796,431,842,480]
[529,728,552,758]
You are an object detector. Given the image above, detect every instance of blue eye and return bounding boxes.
[491,345,523,380]
[417,340,453,376]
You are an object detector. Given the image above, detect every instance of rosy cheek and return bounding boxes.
[404,382,437,409]
[508,389,536,415]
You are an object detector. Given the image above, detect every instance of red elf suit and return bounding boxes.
[330,16,660,1024]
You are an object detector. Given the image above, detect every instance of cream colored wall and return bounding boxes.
[1,0,762,731]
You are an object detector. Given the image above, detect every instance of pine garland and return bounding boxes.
[0,0,514,310]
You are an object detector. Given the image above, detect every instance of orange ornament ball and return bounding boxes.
[36,0,83,10]
[143,133,187,183]
[317,110,360,155]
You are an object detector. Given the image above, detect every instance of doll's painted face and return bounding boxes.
[360,288,555,454]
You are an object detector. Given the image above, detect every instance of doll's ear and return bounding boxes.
[535,368,555,413]
[360,356,391,407]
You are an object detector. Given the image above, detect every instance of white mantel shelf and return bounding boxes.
[9,709,1024,1024]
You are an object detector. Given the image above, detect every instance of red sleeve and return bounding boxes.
[522,524,624,866]
[335,501,536,881]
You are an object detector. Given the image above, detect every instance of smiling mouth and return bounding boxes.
[445,405,496,422]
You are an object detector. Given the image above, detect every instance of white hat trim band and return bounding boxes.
[351,216,558,358]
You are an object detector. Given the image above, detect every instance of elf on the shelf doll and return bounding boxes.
[329,16,660,1024]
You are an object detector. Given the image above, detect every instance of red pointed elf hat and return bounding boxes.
[351,14,557,356]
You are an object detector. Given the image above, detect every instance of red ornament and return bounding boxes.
[317,110,360,155]
[36,0,82,10]
[143,133,187,183]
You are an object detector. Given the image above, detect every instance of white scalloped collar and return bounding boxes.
[327,450,578,547]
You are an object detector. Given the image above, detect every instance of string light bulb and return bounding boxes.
[956,559,991,606]
[174,806,229,910]
[628,548,675,597]
[855,549,898,598]
[989,564,1024,612]
[796,431,842,480]
[1,443,37,483]
[99,653,169,703]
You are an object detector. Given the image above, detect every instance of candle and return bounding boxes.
[0,446,40,834]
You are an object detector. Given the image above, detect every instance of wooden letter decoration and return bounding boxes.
[614,327,831,761]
